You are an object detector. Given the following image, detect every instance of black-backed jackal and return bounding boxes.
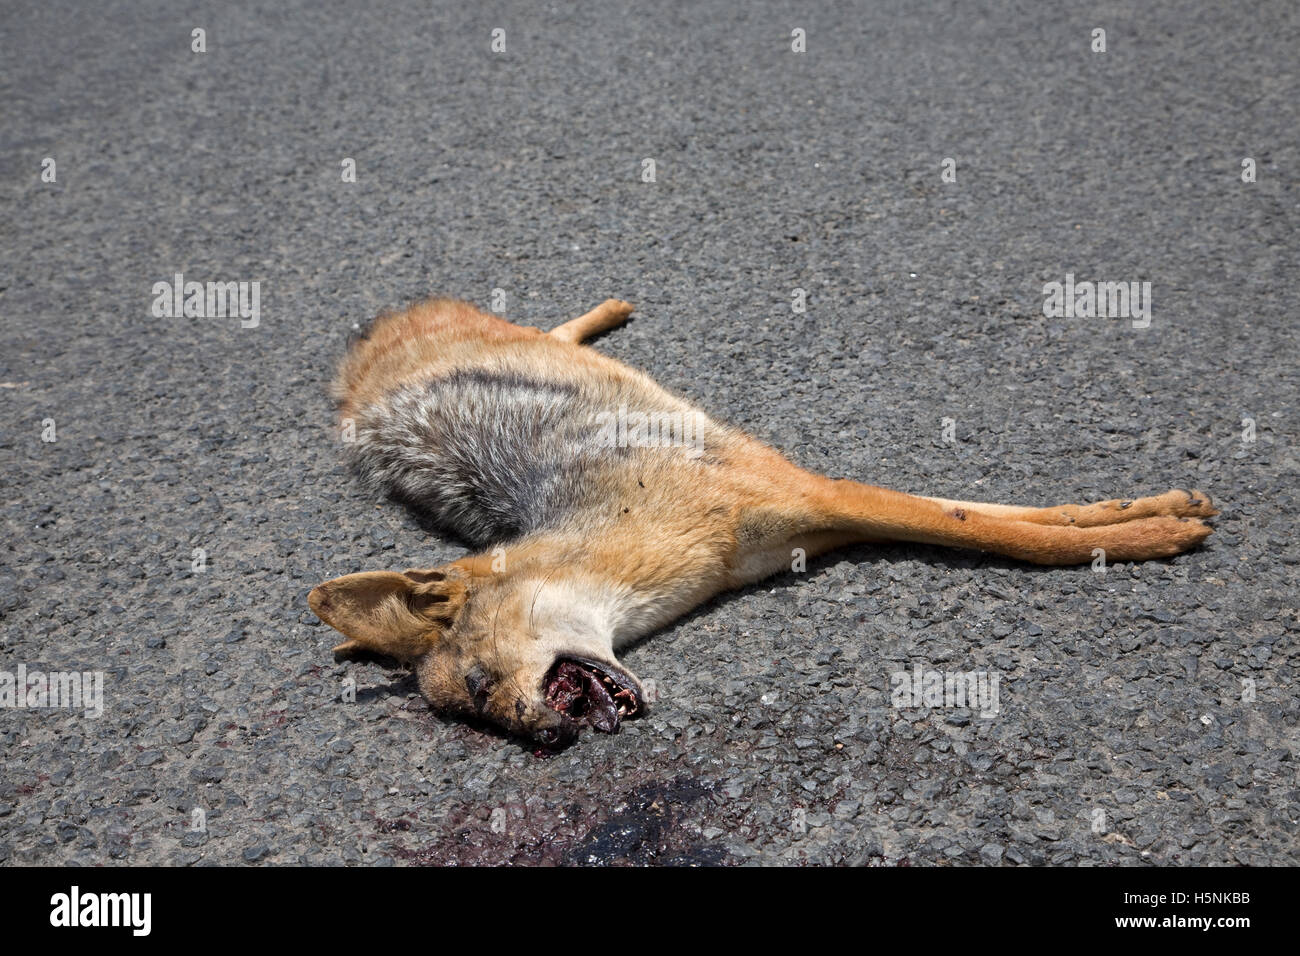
[309,298,1217,748]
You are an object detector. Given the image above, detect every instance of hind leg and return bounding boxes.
[549,299,634,343]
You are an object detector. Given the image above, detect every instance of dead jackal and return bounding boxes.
[309,297,1216,748]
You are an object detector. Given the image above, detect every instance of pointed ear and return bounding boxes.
[308,566,468,662]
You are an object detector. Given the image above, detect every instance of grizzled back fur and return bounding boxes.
[349,369,640,546]
[334,299,728,549]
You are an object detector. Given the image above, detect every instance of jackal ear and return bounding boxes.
[308,566,468,662]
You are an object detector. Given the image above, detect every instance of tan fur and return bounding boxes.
[312,297,1219,745]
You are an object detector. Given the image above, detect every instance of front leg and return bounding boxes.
[812,478,1215,565]
[719,442,1216,568]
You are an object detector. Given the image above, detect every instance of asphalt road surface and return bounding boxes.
[1,0,1296,865]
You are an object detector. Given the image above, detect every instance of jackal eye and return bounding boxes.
[464,668,494,713]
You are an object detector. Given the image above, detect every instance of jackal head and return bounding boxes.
[307,562,644,748]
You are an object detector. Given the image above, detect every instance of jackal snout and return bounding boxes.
[308,563,644,747]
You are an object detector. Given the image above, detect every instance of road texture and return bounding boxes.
[1,0,1297,865]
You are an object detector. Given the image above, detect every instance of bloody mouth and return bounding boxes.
[543,658,641,734]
